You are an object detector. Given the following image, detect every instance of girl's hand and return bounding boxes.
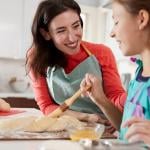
[80,73,122,131]
[80,73,106,107]
[122,117,150,145]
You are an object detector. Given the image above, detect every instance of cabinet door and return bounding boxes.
[22,0,41,58]
[0,0,23,58]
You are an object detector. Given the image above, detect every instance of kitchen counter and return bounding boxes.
[0,140,84,150]
[0,108,83,150]
[0,108,144,150]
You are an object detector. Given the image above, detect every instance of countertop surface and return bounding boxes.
[0,108,146,150]
[0,108,84,150]
[0,140,84,150]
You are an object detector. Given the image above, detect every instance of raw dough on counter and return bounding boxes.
[0,115,85,133]
[24,116,57,132]
[47,115,85,131]
[0,116,37,132]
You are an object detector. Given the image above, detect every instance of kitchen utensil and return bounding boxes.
[68,123,105,141]
[23,86,91,133]
[48,85,91,118]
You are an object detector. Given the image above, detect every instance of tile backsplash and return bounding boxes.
[0,58,32,93]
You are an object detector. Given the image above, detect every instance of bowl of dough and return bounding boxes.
[9,77,30,93]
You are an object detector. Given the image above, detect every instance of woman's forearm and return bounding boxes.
[63,109,89,121]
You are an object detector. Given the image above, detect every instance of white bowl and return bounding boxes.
[9,77,30,93]
[68,123,105,141]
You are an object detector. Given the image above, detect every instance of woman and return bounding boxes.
[80,0,150,144]
[26,0,126,124]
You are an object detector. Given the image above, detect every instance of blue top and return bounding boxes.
[119,59,150,140]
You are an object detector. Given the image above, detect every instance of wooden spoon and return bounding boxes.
[48,86,91,118]
[24,86,91,132]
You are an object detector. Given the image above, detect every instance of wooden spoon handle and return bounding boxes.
[48,86,90,118]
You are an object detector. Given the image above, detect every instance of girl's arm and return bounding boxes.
[96,44,127,112]
[80,73,123,130]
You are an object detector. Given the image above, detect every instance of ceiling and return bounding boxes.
[76,0,111,7]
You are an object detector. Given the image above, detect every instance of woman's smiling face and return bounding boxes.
[44,9,83,55]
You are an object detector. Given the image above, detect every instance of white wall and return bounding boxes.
[80,5,108,44]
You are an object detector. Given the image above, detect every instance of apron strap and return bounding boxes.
[81,43,92,56]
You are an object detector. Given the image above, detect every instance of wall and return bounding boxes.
[79,5,107,43]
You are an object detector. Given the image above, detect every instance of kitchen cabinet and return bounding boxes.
[0,1,106,58]
[0,0,40,59]
[22,0,41,58]
[0,1,118,59]
[0,0,23,58]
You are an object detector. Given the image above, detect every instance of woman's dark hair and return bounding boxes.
[26,0,83,77]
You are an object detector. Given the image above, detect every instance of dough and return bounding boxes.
[0,115,84,133]
[47,115,85,131]
[0,116,37,132]
[24,115,85,132]
[24,116,57,132]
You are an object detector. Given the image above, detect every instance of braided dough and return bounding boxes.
[0,116,37,132]
[0,115,84,132]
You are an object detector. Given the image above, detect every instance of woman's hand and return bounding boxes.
[122,117,150,145]
[80,113,109,124]
[64,109,107,123]
[80,73,107,107]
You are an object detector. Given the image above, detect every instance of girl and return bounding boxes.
[80,0,150,144]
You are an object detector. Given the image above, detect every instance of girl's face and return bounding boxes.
[110,2,144,56]
[45,9,83,55]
